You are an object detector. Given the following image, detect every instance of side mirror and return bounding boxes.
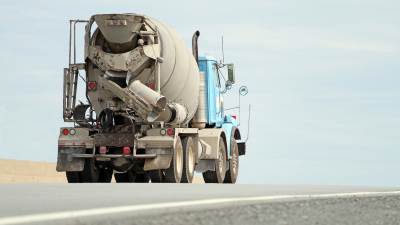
[239,86,248,96]
[227,64,235,84]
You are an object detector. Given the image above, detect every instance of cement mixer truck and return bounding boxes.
[56,13,247,183]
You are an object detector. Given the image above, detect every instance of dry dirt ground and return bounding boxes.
[0,159,66,183]
[0,159,204,183]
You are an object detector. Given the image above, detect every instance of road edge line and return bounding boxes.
[1,190,399,225]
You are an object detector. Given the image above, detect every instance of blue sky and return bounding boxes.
[0,0,399,186]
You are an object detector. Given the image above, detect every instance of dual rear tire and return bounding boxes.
[202,136,227,183]
[164,136,184,183]
[202,136,239,184]
[66,160,149,183]
[181,136,196,183]
[148,136,196,183]
[66,158,113,183]
[114,170,149,183]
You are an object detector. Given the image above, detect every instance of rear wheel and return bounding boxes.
[134,173,150,183]
[148,170,164,183]
[65,158,105,183]
[203,136,227,183]
[224,138,239,183]
[98,168,113,183]
[114,170,136,183]
[81,158,100,182]
[181,136,196,183]
[115,169,149,183]
[164,136,183,183]
[66,171,81,183]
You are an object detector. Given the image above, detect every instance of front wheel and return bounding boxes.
[203,136,227,183]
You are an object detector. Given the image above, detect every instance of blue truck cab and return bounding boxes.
[198,56,244,158]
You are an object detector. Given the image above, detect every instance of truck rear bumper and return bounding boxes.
[57,147,172,172]
[57,130,176,172]
[69,151,157,159]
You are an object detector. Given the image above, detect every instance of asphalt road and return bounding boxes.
[0,184,399,225]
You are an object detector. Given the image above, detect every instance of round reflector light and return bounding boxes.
[69,129,76,135]
[160,128,167,136]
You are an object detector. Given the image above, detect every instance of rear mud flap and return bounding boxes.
[143,149,172,171]
[56,147,86,172]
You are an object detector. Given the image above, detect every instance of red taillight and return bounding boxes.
[99,146,107,154]
[231,115,237,120]
[166,128,175,136]
[123,146,131,155]
[62,128,69,136]
[87,81,97,91]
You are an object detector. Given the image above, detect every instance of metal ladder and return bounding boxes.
[63,20,88,122]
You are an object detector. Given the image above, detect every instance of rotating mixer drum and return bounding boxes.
[86,14,199,124]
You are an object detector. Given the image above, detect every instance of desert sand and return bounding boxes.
[0,159,203,183]
[0,159,66,183]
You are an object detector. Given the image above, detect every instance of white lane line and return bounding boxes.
[0,190,399,225]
